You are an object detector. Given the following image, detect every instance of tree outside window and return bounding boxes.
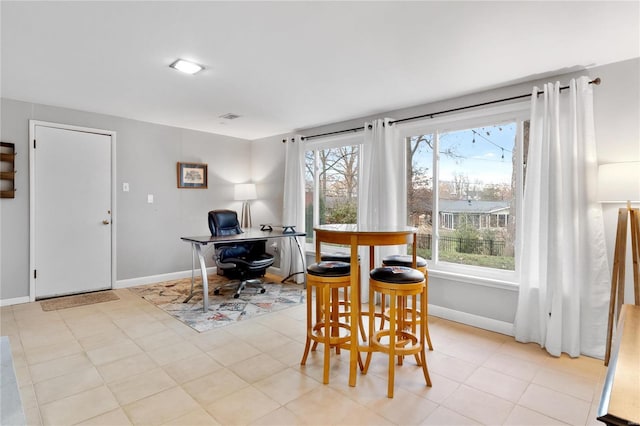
[305,145,359,243]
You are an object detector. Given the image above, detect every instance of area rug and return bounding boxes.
[40,290,120,311]
[129,275,305,332]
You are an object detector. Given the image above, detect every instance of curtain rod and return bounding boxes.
[298,77,601,141]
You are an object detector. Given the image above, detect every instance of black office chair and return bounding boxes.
[208,209,275,298]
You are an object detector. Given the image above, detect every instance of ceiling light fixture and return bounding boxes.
[169,59,204,75]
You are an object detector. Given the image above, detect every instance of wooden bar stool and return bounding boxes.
[320,253,366,341]
[363,266,432,398]
[301,261,361,384]
[381,254,433,350]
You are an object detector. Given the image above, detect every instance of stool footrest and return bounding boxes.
[370,330,421,356]
[310,322,352,346]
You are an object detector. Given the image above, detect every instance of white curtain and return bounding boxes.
[282,135,306,283]
[514,77,610,358]
[358,118,406,299]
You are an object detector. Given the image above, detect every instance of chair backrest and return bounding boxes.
[208,210,243,236]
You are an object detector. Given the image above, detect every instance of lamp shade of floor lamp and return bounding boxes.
[234,183,257,229]
[598,161,640,365]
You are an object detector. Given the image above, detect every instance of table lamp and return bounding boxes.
[598,161,640,365]
[234,183,257,228]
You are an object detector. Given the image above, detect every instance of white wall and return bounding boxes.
[1,99,253,300]
[250,134,288,226]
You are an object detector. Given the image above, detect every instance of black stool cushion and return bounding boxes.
[307,261,351,277]
[370,266,424,284]
[320,253,361,262]
[382,254,427,268]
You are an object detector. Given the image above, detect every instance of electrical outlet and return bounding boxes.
[122,182,129,192]
[147,194,154,203]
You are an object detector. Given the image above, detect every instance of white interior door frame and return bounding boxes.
[29,120,117,301]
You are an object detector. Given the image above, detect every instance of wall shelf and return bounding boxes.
[0,142,16,199]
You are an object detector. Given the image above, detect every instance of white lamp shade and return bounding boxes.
[597,161,640,203]
[234,183,257,201]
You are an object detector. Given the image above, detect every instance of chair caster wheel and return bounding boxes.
[214,290,220,295]
[234,294,240,299]
[260,289,266,294]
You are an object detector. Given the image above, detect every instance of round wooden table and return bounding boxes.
[313,224,418,387]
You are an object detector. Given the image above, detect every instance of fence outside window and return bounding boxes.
[416,234,505,256]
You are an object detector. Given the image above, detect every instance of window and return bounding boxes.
[304,134,361,249]
[401,103,529,278]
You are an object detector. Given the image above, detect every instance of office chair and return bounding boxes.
[208,209,275,298]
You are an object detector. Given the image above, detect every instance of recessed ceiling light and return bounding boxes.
[169,59,204,75]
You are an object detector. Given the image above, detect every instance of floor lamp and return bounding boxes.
[598,162,640,366]
[234,183,257,229]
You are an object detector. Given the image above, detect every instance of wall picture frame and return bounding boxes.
[177,162,208,189]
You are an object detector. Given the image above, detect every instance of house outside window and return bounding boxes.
[398,102,529,282]
[438,199,510,230]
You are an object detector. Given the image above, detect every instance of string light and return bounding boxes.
[470,129,513,153]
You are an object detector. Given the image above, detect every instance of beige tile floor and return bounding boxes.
[1,286,608,425]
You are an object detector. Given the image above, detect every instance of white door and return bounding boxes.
[32,124,113,298]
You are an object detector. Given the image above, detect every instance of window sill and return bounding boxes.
[427,268,519,292]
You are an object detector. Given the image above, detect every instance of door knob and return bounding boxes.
[102,220,110,225]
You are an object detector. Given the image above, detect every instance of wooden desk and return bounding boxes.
[314,224,418,387]
[597,304,640,425]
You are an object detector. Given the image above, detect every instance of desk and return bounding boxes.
[314,224,418,387]
[181,228,306,312]
[597,304,640,426]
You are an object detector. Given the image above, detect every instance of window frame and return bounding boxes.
[304,132,364,253]
[397,101,530,286]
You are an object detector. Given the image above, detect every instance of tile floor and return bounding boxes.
[0,285,608,425]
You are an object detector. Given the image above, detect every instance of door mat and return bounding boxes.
[129,275,305,332]
[40,290,119,311]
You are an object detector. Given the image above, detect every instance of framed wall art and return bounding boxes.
[177,162,208,189]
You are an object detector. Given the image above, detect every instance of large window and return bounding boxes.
[305,135,361,247]
[402,104,529,278]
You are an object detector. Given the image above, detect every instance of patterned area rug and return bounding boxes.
[129,274,305,332]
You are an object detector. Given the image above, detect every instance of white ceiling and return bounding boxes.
[1,1,638,140]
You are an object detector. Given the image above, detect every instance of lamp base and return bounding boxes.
[240,201,252,229]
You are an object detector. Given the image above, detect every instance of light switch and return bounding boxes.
[147,194,154,203]
[122,182,130,192]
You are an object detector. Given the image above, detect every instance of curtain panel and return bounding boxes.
[282,135,306,283]
[358,118,406,300]
[514,77,610,358]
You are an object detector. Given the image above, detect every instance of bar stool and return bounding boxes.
[320,253,366,341]
[363,266,431,398]
[300,261,360,384]
[381,254,433,350]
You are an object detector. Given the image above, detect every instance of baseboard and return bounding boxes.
[0,269,219,305]
[115,267,217,289]
[428,304,515,336]
[0,296,30,307]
